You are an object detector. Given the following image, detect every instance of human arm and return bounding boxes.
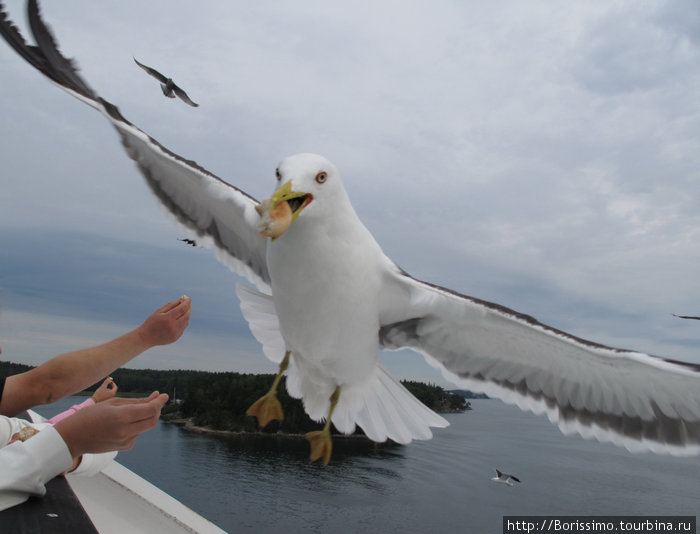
[0,426,73,511]
[44,399,95,425]
[0,392,168,511]
[45,377,117,425]
[0,298,189,417]
[53,392,169,460]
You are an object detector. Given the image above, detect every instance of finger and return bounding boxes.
[158,302,180,314]
[168,297,191,321]
[109,391,160,406]
[177,301,192,321]
[158,298,184,314]
[164,295,191,315]
[123,397,168,432]
[121,393,168,416]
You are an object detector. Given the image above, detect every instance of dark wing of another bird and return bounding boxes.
[172,84,199,107]
[133,56,170,84]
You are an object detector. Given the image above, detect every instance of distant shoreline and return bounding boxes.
[162,411,469,445]
[164,415,412,442]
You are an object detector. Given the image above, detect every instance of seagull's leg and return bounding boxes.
[305,386,341,466]
[246,351,290,427]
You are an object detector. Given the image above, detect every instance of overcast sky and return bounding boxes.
[0,0,699,386]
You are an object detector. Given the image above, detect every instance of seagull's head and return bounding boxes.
[256,153,346,240]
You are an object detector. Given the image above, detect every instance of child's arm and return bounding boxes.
[45,398,95,425]
[46,377,116,424]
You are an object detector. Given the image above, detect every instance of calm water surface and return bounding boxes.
[39,398,700,533]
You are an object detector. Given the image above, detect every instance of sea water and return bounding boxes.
[39,398,699,533]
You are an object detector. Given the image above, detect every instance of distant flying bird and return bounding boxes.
[133,57,199,107]
[178,238,197,247]
[491,469,521,487]
[673,314,700,321]
[3,0,700,467]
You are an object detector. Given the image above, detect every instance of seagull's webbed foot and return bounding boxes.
[305,386,341,466]
[246,392,284,428]
[306,428,333,465]
[246,351,290,427]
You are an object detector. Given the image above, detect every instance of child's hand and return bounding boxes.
[92,377,118,403]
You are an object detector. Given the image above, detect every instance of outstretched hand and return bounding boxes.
[54,392,169,459]
[136,296,192,348]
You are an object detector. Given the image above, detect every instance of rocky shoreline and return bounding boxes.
[163,414,394,443]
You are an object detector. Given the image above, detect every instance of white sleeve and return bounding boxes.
[0,416,36,447]
[0,426,73,511]
[67,450,118,477]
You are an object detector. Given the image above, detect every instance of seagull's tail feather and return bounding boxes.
[337,365,449,444]
[236,284,286,364]
[236,284,448,444]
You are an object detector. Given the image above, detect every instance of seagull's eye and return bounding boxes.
[275,168,281,181]
[315,172,328,184]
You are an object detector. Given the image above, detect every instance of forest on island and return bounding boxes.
[0,361,471,437]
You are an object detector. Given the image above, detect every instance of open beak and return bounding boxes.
[256,181,313,240]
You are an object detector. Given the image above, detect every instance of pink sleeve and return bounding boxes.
[45,398,95,424]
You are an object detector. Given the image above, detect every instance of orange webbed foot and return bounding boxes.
[306,428,333,466]
[246,392,284,428]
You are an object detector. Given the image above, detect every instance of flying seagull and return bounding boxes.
[673,314,700,321]
[133,57,199,107]
[178,237,198,247]
[491,470,521,487]
[2,0,700,466]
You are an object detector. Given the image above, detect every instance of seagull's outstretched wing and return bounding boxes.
[379,265,700,455]
[1,0,268,289]
[673,314,700,321]
[0,0,94,97]
[133,57,169,84]
[171,84,199,107]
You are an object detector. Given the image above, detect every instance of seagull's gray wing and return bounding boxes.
[1,0,269,289]
[133,56,169,84]
[172,84,199,107]
[379,263,700,456]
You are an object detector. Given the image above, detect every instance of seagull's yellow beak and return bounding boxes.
[256,181,313,240]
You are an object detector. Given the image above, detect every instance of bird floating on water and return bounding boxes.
[2,0,700,466]
[133,57,199,107]
[491,470,521,487]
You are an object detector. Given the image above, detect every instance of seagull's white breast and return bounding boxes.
[267,211,384,387]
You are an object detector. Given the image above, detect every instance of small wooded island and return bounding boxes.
[168,373,470,436]
[1,362,475,442]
